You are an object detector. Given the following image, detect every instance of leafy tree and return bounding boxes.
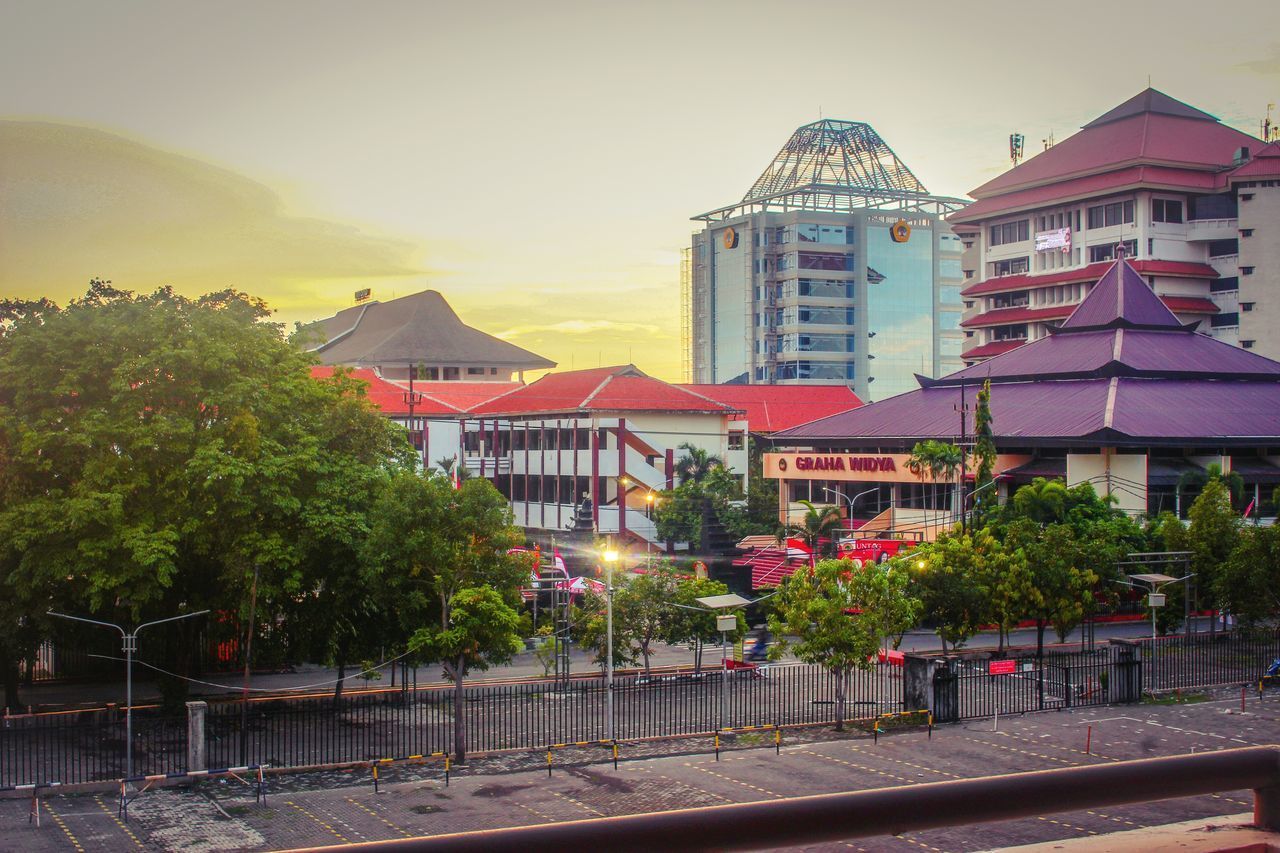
[653,464,764,547]
[364,473,527,762]
[0,282,410,711]
[614,568,678,675]
[792,499,843,557]
[1184,479,1241,632]
[1004,520,1099,655]
[674,442,724,484]
[1215,524,1280,626]
[908,532,995,653]
[665,574,741,672]
[906,439,963,515]
[1009,477,1069,525]
[769,559,919,730]
[1177,463,1244,515]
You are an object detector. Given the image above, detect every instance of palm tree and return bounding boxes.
[674,442,723,484]
[1011,476,1068,524]
[1176,463,1243,517]
[906,440,963,513]
[796,499,843,558]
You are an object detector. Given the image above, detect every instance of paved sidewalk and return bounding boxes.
[3,688,1275,851]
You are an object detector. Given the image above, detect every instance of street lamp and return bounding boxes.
[823,486,879,518]
[601,543,620,742]
[47,609,208,781]
[1124,572,1193,641]
[402,388,425,469]
[691,593,754,731]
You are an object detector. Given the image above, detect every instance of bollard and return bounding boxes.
[612,741,619,771]
[928,711,933,740]
[28,786,40,828]
[444,755,450,788]
[1086,725,1092,755]
[1244,684,1248,712]
[257,764,266,805]
[775,726,781,755]
[715,732,721,762]
[873,721,880,745]
[547,748,553,778]
[373,763,380,794]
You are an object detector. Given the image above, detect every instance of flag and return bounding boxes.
[1244,498,1256,519]
[451,453,461,490]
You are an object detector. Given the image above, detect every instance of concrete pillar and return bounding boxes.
[186,700,207,771]
[904,655,939,715]
[1108,639,1143,704]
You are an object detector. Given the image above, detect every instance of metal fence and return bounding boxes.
[1,707,186,787]
[1136,628,1280,692]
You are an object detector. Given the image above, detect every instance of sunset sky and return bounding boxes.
[2,1,1277,380]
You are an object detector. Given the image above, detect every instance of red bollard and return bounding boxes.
[1243,684,1248,712]
[1085,725,1092,755]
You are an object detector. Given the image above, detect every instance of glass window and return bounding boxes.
[940,337,963,356]
[940,285,961,305]
[940,258,963,279]
[1088,240,1137,263]
[988,220,1030,246]
[728,430,745,450]
[1086,201,1135,228]
[1152,199,1184,223]
[991,257,1029,276]
[939,312,961,330]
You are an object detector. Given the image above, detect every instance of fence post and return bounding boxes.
[186,701,207,772]
[903,655,937,718]
[1108,640,1143,704]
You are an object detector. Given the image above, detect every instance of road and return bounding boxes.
[15,616,1219,712]
[2,685,1270,852]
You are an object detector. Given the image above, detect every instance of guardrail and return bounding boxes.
[323,746,1280,852]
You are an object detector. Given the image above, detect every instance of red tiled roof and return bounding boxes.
[968,93,1260,199]
[961,260,1218,297]
[310,366,463,416]
[1230,142,1280,179]
[468,365,742,417]
[400,381,522,412]
[1160,296,1219,314]
[961,304,1073,329]
[680,384,862,433]
[961,340,1025,360]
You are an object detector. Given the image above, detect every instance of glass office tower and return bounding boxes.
[685,120,966,401]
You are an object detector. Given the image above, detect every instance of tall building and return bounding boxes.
[303,289,555,382]
[953,89,1273,364]
[685,119,968,401]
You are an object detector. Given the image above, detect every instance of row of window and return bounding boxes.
[778,252,858,272]
[409,366,502,380]
[778,333,857,353]
[1086,200,1135,229]
[775,361,857,381]
[1088,240,1137,263]
[990,220,1030,246]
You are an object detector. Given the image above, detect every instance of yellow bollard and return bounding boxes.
[547,748,553,778]
[774,725,781,755]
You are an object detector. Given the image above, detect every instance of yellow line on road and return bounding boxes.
[94,794,145,848]
[345,796,412,839]
[287,800,351,843]
[547,789,606,817]
[42,801,85,852]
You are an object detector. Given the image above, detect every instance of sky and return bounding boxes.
[2,1,1277,381]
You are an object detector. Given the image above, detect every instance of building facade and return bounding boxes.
[686,120,968,401]
[953,89,1273,364]
[765,261,1280,529]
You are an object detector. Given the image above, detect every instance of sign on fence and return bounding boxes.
[989,659,1016,675]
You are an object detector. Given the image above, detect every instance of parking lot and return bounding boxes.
[2,690,1276,852]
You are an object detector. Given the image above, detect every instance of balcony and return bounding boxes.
[1186,218,1239,241]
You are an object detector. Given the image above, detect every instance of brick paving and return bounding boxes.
[2,688,1276,852]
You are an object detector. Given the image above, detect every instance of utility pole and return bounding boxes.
[955,382,970,532]
[240,563,260,767]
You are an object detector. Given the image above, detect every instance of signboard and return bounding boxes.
[838,538,912,566]
[1034,227,1071,253]
[764,452,1033,484]
[989,659,1016,675]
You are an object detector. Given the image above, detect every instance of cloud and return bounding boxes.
[0,121,427,311]
[495,319,664,339]
[1235,45,1280,75]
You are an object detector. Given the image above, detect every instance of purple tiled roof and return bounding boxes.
[1060,261,1182,330]
[1109,380,1280,439]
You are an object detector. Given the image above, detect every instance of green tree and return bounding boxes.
[1215,524,1280,626]
[906,439,963,516]
[769,559,919,730]
[674,442,724,484]
[792,499,844,557]
[666,574,741,672]
[0,282,410,711]
[908,532,993,653]
[1004,520,1099,656]
[1184,479,1241,632]
[364,473,527,762]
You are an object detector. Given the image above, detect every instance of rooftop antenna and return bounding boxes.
[1264,104,1277,143]
[1009,133,1025,167]
[1042,130,1056,151]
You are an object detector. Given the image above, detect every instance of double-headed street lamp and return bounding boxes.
[47,609,208,780]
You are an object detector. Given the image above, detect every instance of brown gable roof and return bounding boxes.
[304,290,555,369]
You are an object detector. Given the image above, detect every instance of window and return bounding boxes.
[939,312,961,330]
[1152,199,1184,223]
[467,367,485,375]
[1241,193,1255,201]
[728,430,745,451]
[425,367,440,380]
[1211,276,1239,293]
[1088,240,1138,263]
[1242,266,1256,275]
[1208,239,1239,257]
[940,258,963,279]
[1243,340,1255,349]
[991,257,1029,276]
[1086,200,1134,228]
[940,285,962,305]
[490,368,499,375]
[443,367,460,380]
[1242,303,1255,312]
[1210,312,1239,328]
[1241,229,1254,238]
[988,220,1029,246]
[990,291,1029,309]
[992,324,1028,341]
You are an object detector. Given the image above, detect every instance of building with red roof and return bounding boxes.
[766,261,1280,525]
[678,383,862,435]
[949,89,1273,364]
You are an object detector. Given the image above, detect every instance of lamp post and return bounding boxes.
[963,478,1001,531]
[602,543,620,742]
[48,609,208,781]
[644,493,657,569]
[402,388,424,469]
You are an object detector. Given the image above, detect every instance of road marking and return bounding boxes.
[995,730,1119,762]
[845,745,963,779]
[287,800,351,843]
[1212,793,1251,808]
[625,765,734,803]
[900,836,948,852]
[513,801,559,823]
[94,794,145,848]
[687,762,784,798]
[345,796,412,838]
[547,789,606,817]
[1037,815,1099,835]
[960,735,1081,766]
[1086,809,1139,827]
[42,801,85,853]
[801,750,914,785]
